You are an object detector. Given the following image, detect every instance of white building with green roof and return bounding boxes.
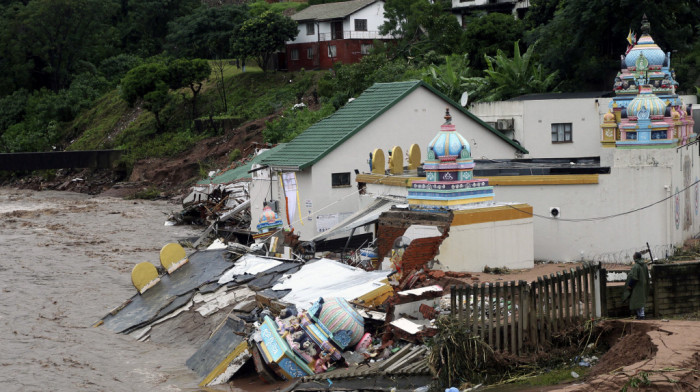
[249,80,529,241]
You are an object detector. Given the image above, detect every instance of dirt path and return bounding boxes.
[558,319,700,391]
[0,188,207,392]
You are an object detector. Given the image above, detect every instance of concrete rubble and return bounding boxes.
[96,222,470,391]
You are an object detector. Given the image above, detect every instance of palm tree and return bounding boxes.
[423,53,474,103]
[465,41,560,102]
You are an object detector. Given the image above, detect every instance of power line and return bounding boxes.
[507,178,700,222]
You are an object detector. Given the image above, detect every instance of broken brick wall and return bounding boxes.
[376,209,453,262]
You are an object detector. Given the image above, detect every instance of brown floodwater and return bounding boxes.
[0,188,224,391]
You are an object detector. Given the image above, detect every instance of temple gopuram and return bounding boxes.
[601,15,695,148]
[408,109,495,210]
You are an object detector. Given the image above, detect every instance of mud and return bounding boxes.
[0,188,210,392]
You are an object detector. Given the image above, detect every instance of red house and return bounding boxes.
[285,0,392,71]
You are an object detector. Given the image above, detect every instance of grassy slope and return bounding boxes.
[66,63,324,171]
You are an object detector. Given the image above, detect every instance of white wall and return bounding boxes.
[250,87,526,240]
[439,218,534,272]
[349,2,386,34]
[469,95,698,159]
[492,146,700,262]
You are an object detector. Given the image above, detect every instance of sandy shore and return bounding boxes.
[0,188,206,392]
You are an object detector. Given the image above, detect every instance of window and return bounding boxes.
[290,49,299,61]
[354,19,367,31]
[332,172,351,187]
[328,45,337,58]
[551,123,572,143]
[306,22,315,35]
[307,47,314,59]
[361,43,373,55]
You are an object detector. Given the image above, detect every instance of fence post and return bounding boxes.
[600,267,608,317]
[480,283,486,341]
[540,276,549,342]
[581,267,591,320]
[495,282,501,352]
[570,268,578,320]
[556,272,564,327]
[563,270,571,325]
[472,282,479,337]
[518,280,526,355]
[548,274,558,334]
[591,264,599,318]
[510,281,517,354]
[531,280,540,349]
[450,284,459,316]
[488,283,494,346]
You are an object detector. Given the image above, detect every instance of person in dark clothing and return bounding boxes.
[627,251,649,319]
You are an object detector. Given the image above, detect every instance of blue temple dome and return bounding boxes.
[625,16,666,68]
[427,109,471,160]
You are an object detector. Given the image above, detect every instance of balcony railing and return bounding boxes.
[318,31,392,41]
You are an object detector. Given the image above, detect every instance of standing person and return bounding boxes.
[627,251,650,320]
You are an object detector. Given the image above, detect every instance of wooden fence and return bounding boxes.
[450,264,605,354]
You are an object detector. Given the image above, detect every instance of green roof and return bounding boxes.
[291,0,378,22]
[197,144,285,185]
[261,81,528,171]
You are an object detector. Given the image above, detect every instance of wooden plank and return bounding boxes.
[450,285,457,317]
[575,267,583,319]
[582,267,590,319]
[589,265,597,318]
[563,270,571,324]
[495,282,501,352]
[542,276,552,341]
[510,281,517,355]
[556,272,564,327]
[472,283,479,338]
[518,281,525,354]
[548,274,557,333]
[570,269,577,320]
[488,283,494,346]
[480,283,486,341]
[530,280,539,349]
[600,268,608,317]
[465,285,472,328]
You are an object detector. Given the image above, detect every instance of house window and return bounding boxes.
[332,172,351,187]
[306,22,315,35]
[551,123,572,143]
[290,49,299,61]
[307,47,314,59]
[328,45,337,58]
[354,19,367,31]
[361,43,373,55]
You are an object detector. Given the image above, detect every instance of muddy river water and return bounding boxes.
[0,188,219,391]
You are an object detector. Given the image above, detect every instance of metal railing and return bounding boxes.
[318,31,391,41]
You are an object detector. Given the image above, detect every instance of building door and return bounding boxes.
[331,21,343,40]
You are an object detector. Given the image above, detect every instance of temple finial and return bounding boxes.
[641,14,650,35]
[444,108,451,124]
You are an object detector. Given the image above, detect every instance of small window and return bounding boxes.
[354,19,367,31]
[307,47,314,59]
[328,45,337,58]
[332,172,351,187]
[306,22,315,35]
[290,49,299,61]
[361,43,373,55]
[551,123,572,143]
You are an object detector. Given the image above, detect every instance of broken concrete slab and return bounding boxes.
[101,249,233,333]
[186,316,250,386]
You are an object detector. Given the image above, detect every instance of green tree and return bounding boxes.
[380,0,463,59]
[11,0,117,92]
[142,81,171,132]
[120,62,167,106]
[526,0,700,91]
[423,54,475,103]
[119,0,199,56]
[462,12,524,71]
[466,41,560,102]
[165,58,211,119]
[165,4,248,59]
[230,10,297,71]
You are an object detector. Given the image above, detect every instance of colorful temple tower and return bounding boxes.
[408,109,495,209]
[601,15,694,148]
[254,204,283,240]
